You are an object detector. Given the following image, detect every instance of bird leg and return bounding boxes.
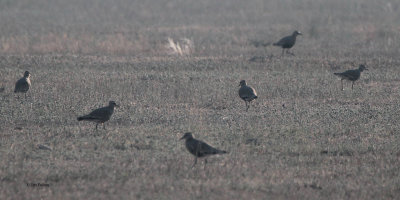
[191,157,197,168]
[341,79,344,91]
[352,82,354,90]
[287,50,295,56]
[103,123,106,130]
[204,158,208,169]
[245,102,249,112]
[281,49,285,56]
[95,123,99,130]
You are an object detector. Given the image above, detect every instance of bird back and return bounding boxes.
[186,138,227,158]
[239,86,257,101]
[334,69,360,81]
[78,105,114,122]
[274,35,296,48]
[14,77,30,93]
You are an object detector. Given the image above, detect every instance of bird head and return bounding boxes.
[24,71,31,78]
[359,64,368,72]
[293,31,302,36]
[239,80,247,87]
[109,101,120,108]
[180,132,193,140]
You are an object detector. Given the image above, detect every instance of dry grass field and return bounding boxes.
[1,0,400,199]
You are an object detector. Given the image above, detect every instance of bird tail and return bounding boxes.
[273,42,279,46]
[218,150,228,154]
[254,96,258,99]
[333,72,342,76]
[77,115,95,121]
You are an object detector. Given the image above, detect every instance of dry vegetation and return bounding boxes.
[1,0,400,199]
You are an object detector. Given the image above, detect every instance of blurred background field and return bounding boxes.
[0,0,399,57]
[1,0,400,199]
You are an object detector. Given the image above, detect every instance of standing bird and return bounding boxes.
[238,80,258,111]
[273,31,302,56]
[14,71,31,96]
[334,64,368,90]
[77,101,119,130]
[180,132,227,168]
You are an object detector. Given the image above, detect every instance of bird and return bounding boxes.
[273,30,302,56]
[334,64,368,90]
[14,71,31,96]
[77,101,119,130]
[238,80,258,111]
[180,132,227,168]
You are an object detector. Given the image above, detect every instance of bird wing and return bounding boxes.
[187,139,225,157]
[88,106,111,120]
[197,140,226,156]
[336,69,359,80]
[274,35,292,46]
[239,86,257,100]
[14,78,29,92]
[250,87,257,96]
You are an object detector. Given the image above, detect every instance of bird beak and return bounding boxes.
[298,32,302,35]
[115,104,120,108]
[180,136,185,140]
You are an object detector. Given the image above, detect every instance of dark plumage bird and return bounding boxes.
[14,71,31,96]
[273,31,302,56]
[238,80,258,111]
[334,64,368,90]
[180,132,227,168]
[77,101,119,130]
